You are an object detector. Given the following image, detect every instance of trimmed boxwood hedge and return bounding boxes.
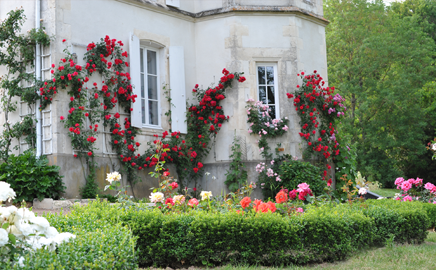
[5,199,431,269]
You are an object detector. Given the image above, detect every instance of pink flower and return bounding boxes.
[403,195,413,202]
[394,177,404,189]
[415,177,423,186]
[296,207,304,213]
[297,183,310,193]
[187,198,199,207]
[401,180,412,192]
[424,182,435,191]
[60,116,64,120]
[170,182,178,190]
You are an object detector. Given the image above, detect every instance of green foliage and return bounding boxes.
[225,135,248,192]
[419,202,436,228]
[16,207,138,270]
[9,198,430,268]
[0,9,51,162]
[325,0,436,187]
[0,150,65,202]
[258,156,326,199]
[364,199,429,244]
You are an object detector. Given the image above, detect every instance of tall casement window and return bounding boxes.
[140,47,160,127]
[257,63,279,119]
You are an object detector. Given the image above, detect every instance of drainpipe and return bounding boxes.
[35,0,42,158]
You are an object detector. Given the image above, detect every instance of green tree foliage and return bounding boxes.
[325,0,436,187]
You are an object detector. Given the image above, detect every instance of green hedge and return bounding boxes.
[421,202,436,228]
[5,199,431,269]
[364,199,429,244]
[9,204,138,270]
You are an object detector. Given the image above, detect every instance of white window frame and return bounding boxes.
[140,46,161,128]
[256,63,280,119]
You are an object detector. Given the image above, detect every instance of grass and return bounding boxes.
[370,188,398,198]
[140,232,436,270]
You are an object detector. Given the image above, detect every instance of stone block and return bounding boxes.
[33,198,53,209]
[53,200,73,209]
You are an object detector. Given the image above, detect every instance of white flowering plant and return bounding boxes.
[0,181,75,266]
[104,171,135,206]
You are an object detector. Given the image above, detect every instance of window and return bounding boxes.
[257,63,279,119]
[139,47,160,127]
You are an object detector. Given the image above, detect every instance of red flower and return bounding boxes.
[114,140,118,144]
[190,151,197,158]
[240,197,251,209]
[209,125,215,131]
[170,182,178,189]
[275,190,288,204]
[85,113,89,117]
[87,151,92,156]
[193,167,199,173]
[114,112,120,118]
[198,162,203,169]
[163,171,170,177]
[62,39,66,42]
[73,154,77,158]
[60,116,64,120]
[131,162,136,166]
[165,198,175,206]
[94,93,99,99]
[193,187,197,191]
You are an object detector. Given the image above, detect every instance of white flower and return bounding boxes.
[15,220,35,236]
[432,143,436,151]
[30,216,50,231]
[0,181,16,202]
[0,228,8,246]
[53,232,76,245]
[200,191,213,201]
[205,172,210,176]
[358,187,368,195]
[17,257,25,267]
[45,226,59,238]
[149,192,164,203]
[106,171,121,184]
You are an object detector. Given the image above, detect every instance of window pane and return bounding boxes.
[266,66,274,84]
[269,105,276,120]
[149,100,159,125]
[141,74,145,98]
[259,86,266,103]
[140,49,144,73]
[267,86,275,104]
[141,99,146,124]
[147,50,157,75]
[148,75,158,100]
[257,66,265,85]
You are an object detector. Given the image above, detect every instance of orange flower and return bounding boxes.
[253,199,262,211]
[267,201,276,213]
[240,197,252,209]
[275,190,288,204]
[257,203,270,213]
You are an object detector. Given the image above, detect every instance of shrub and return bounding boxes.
[0,151,66,202]
[14,224,138,270]
[421,203,436,228]
[364,199,429,244]
[121,204,373,267]
[278,159,326,196]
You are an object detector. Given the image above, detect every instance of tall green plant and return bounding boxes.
[225,134,248,192]
[0,8,50,161]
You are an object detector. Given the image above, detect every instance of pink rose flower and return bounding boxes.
[401,181,412,193]
[424,182,435,191]
[296,207,304,213]
[188,198,199,207]
[297,183,310,193]
[415,177,423,187]
[403,195,413,202]
[394,177,404,189]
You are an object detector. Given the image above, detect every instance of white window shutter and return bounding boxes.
[129,33,142,128]
[169,46,187,134]
[166,0,180,8]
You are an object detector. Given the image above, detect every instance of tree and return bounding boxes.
[325,0,436,186]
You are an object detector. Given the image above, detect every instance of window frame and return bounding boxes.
[139,46,161,129]
[256,63,280,119]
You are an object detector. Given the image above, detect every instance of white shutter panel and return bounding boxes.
[169,46,187,134]
[129,33,142,128]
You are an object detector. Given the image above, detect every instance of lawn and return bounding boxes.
[140,232,436,270]
[371,188,398,198]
